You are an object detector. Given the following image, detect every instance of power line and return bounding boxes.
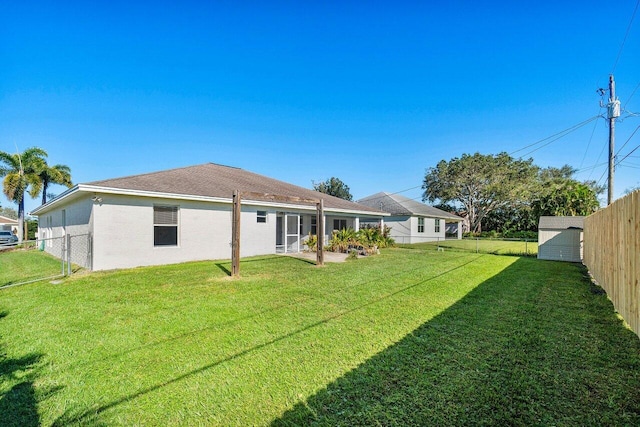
[616,141,640,168]
[617,145,640,166]
[510,116,600,158]
[576,161,609,174]
[579,108,604,169]
[595,128,640,187]
[587,139,609,181]
[611,0,640,74]
[623,81,640,110]
[615,124,640,159]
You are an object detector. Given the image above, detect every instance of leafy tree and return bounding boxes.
[532,179,600,217]
[26,218,38,240]
[422,152,537,233]
[0,206,18,219]
[0,147,47,241]
[38,163,72,205]
[483,164,602,232]
[313,177,353,201]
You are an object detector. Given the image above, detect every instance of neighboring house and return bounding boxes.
[537,216,584,262]
[357,192,463,243]
[0,215,18,234]
[31,163,387,271]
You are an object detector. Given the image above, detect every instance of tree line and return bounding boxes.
[0,147,73,241]
[313,153,602,235]
[422,152,602,234]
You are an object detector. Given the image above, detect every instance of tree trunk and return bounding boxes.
[17,199,24,242]
[41,181,48,205]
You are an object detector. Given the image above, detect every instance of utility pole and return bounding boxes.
[607,74,620,205]
[231,190,241,277]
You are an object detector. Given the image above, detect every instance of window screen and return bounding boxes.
[333,219,347,231]
[154,206,178,246]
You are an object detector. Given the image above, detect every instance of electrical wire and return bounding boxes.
[579,108,604,169]
[615,125,640,159]
[513,116,600,158]
[623,81,640,110]
[576,161,609,174]
[611,0,640,74]
[587,139,610,181]
[616,143,640,167]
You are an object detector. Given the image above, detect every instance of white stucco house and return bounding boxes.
[0,215,18,233]
[31,163,387,271]
[357,192,463,243]
[537,216,584,262]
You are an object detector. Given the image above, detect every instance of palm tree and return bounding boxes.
[39,163,72,205]
[0,147,47,241]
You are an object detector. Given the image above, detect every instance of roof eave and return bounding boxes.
[32,184,388,217]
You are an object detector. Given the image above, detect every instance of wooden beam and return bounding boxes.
[241,191,318,205]
[231,190,241,277]
[317,199,324,266]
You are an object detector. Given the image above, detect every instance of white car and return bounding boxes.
[0,230,18,245]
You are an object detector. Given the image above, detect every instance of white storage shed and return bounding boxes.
[537,216,585,262]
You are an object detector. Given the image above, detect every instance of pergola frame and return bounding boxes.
[231,191,324,277]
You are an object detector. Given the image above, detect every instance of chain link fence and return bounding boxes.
[0,233,92,289]
[397,237,538,257]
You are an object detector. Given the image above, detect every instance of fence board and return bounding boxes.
[584,191,639,337]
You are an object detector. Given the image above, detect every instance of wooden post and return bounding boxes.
[316,199,324,266]
[231,190,241,277]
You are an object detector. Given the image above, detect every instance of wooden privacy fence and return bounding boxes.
[583,190,639,337]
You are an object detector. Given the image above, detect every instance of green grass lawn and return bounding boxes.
[0,248,64,288]
[1,249,639,425]
[399,237,539,256]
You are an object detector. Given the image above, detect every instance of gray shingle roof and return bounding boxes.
[357,192,462,220]
[538,216,585,230]
[86,163,383,213]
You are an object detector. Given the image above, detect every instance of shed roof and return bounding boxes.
[538,216,585,230]
[357,192,462,220]
[34,163,385,215]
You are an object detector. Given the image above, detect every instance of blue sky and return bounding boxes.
[2,1,639,215]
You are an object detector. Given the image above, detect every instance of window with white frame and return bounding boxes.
[333,219,347,231]
[311,217,317,235]
[154,206,179,246]
[418,217,425,233]
[257,210,267,223]
[435,219,441,233]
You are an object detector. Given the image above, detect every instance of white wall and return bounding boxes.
[538,229,583,262]
[382,216,447,244]
[37,193,383,271]
[93,195,230,270]
[38,196,93,265]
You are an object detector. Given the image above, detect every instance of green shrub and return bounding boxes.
[305,233,318,252]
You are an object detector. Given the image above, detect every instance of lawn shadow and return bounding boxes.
[0,311,50,427]
[271,258,640,426]
[214,262,231,276]
[215,255,317,276]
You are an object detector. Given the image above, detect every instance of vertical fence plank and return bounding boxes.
[584,191,640,338]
